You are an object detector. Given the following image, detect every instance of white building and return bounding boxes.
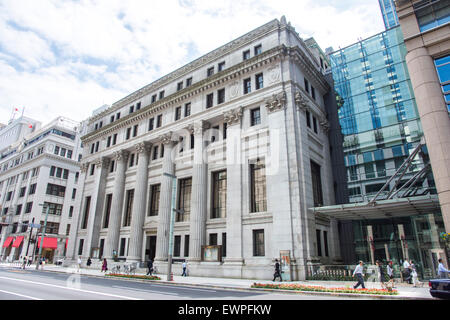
[0,117,85,263]
[69,17,341,280]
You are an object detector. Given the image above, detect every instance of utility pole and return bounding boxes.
[24,217,35,259]
[163,172,177,281]
[36,204,49,270]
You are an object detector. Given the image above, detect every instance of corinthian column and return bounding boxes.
[104,150,129,260]
[188,121,210,262]
[127,142,151,262]
[154,132,175,262]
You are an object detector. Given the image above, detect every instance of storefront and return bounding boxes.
[313,195,448,279]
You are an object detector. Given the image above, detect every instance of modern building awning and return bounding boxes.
[310,195,441,220]
[11,236,24,248]
[2,237,14,248]
[37,237,58,249]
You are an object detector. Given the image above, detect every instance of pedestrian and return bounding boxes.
[402,259,412,284]
[146,259,153,276]
[386,260,395,288]
[353,260,365,289]
[77,256,82,272]
[22,256,27,269]
[27,256,32,266]
[101,258,108,272]
[181,261,187,277]
[87,257,92,268]
[41,257,45,270]
[272,259,282,282]
[438,259,450,279]
[376,260,386,289]
[410,261,419,287]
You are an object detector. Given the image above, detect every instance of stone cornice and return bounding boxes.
[88,19,282,123]
[82,45,287,144]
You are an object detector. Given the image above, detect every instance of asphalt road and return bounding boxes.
[0,266,351,300]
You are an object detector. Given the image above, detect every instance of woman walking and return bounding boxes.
[101,258,108,272]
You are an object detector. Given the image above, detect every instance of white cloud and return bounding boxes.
[0,0,385,125]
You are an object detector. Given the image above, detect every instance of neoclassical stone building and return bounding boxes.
[68,17,341,280]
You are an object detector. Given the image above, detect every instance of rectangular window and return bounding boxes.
[310,161,323,207]
[72,188,77,199]
[254,44,262,55]
[129,105,134,114]
[207,66,214,77]
[151,94,157,103]
[95,141,99,152]
[311,86,316,100]
[365,163,375,179]
[46,183,66,197]
[255,73,264,90]
[209,233,218,245]
[304,78,309,93]
[123,189,134,227]
[90,164,95,176]
[217,88,225,104]
[25,202,32,214]
[106,136,111,147]
[126,127,131,140]
[15,204,22,215]
[81,196,91,229]
[177,178,192,222]
[148,118,154,131]
[175,106,182,121]
[186,77,192,87]
[253,229,265,256]
[313,116,318,133]
[324,230,329,257]
[119,238,126,256]
[184,235,190,257]
[110,160,115,173]
[223,122,227,140]
[69,206,74,218]
[316,229,322,256]
[54,146,60,155]
[177,81,183,91]
[250,108,261,126]
[243,50,250,60]
[174,235,181,257]
[206,93,214,108]
[29,183,36,195]
[184,103,191,117]
[78,239,84,256]
[222,233,226,257]
[116,112,121,120]
[250,159,267,212]
[19,187,26,197]
[133,125,138,137]
[159,90,165,100]
[67,150,73,159]
[218,61,225,72]
[157,115,162,128]
[212,170,227,219]
[113,134,117,145]
[149,184,161,216]
[152,146,159,160]
[243,78,251,94]
[103,194,112,228]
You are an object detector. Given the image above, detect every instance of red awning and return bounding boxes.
[37,237,58,249]
[11,236,24,248]
[65,238,68,249]
[2,237,14,248]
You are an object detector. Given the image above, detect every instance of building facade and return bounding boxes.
[0,117,84,263]
[379,0,400,29]
[68,17,341,280]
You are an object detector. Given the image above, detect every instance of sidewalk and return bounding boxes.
[1,262,434,300]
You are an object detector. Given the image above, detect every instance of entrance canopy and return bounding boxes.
[311,195,441,220]
[2,237,14,248]
[12,236,24,248]
[37,237,58,249]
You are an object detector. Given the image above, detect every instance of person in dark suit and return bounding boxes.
[147,259,153,276]
[272,259,282,282]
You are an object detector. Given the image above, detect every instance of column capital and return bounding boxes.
[192,121,211,136]
[224,106,243,126]
[80,162,89,173]
[159,132,175,146]
[319,117,330,133]
[134,141,152,154]
[294,90,310,111]
[113,149,130,162]
[265,91,287,113]
[94,157,110,168]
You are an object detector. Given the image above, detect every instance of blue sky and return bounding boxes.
[0,0,385,126]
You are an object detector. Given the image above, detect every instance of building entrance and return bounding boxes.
[145,235,156,261]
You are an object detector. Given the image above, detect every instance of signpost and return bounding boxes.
[36,204,50,270]
[163,172,178,281]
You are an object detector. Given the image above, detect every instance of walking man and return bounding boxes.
[272,259,282,282]
[146,259,153,276]
[438,259,450,279]
[77,256,82,272]
[181,261,187,277]
[353,261,365,289]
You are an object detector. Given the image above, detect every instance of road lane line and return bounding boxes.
[112,285,180,296]
[0,276,141,300]
[0,289,42,300]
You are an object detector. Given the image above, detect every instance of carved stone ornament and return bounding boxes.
[267,65,281,84]
[229,81,239,99]
[135,142,152,154]
[265,91,287,113]
[95,157,110,168]
[319,117,330,133]
[159,132,174,145]
[113,150,130,161]
[294,90,309,111]
[223,107,243,126]
[193,121,211,136]
[80,162,89,173]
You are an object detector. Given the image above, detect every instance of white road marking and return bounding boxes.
[0,289,42,300]
[112,285,180,296]
[148,284,218,293]
[0,276,141,300]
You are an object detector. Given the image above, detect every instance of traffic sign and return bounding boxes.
[29,223,41,228]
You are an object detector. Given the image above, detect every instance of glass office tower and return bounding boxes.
[379,0,400,29]
[330,26,433,203]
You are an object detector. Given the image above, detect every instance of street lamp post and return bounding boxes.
[163,172,177,281]
[36,204,50,270]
